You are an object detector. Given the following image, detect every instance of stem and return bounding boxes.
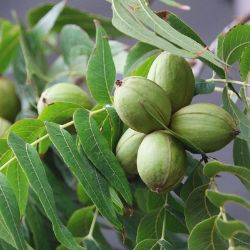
[88,209,98,237]
[205,78,250,87]
[0,108,106,172]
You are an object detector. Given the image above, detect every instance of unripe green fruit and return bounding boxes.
[170,103,239,153]
[116,128,146,176]
[0,77,20,122]
[114,76,172,134]
[37,83,93,114]
[147,52,195,112]
[137,131,186,192]
[0,117,11,137]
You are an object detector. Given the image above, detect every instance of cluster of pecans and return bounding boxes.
[115,52,239,192]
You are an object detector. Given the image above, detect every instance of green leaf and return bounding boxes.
[195,80,215,95]
[0,213,15,248]
[185,184,219,232]
[136,209,162,244]
[240,46,250,81]
[233,138,250,169]
[0,173,27,250]
[112,0,223,69]
[45,122,122,229]
[203,161,250,191]
[5,162,29,216]
[216,218,250,239]
[86,21,115,104]
[7,133,82,250]
[188,216,227,250]
[131,54,158,77]
[0,19,20,73]
[67,207,93,237]
[0,240,16,250]
[219,24,250,64]
[39,102,82,124]
[206,190,250,211]
[26,200,56,250]
[157,239,174,249]
[124,42,158,76]
[31,1,65,41]
[223,87,250,141]
[60,24,93,65]
[28,5,122,37]
[74,109,132,205]
[0,139,9,157]
[134,239,158,250]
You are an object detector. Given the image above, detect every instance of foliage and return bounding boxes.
[0,1,249,250]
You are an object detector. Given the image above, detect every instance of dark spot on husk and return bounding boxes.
[116,79,123,87]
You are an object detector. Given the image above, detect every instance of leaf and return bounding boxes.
[31,1,65,41]
[136,209,162,244]
[134,239,158,250]
[131,54,158,77]
[74,109,132,205]
[219,24,250,65]
[39,102,82,124]
[26,200,57,250]
[112,0,223,69]
[0,173,27,250]
[216,218,250,240]
[5,162,29,217]
[233,138,250,169]
[60,24,93,65]
[206,190,250,211]
[28,4,122,37]
[240,46,250,81]
[223,87,250,141]
[188,216,227,250]
[45,122,122,229]
[194,80,215,95]
[203,161,250,191]
[0,239,16,250]
[124,42,158,76]
[86,20,115,104]
[157,239,174,249]
[67,207,93,237]
[7,133,82,250]
[185,185,219,232]
[0,213,15,248]
[0,19,20,73]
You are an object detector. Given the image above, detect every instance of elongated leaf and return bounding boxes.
[124,42,157,76]
[216,218,250,239]
[223,87,250,141]
[0,19,20,73]
[60,24,93,65]
[233,138,250,169]
[195,80,215,95]
[185,185,219,232]
[74,109,132,205]
[206,190,250,211]
[203,161,250,191]
[26,201,56,250]
[8,133,82,250]
[0,239,16,250]
[136,209,162,243]
[31,1,65,40]
[28,5,122,37]
[87,21,115,104]
[134,239,158,250]
[240,46,250,81]
[219,24,250,64]
[112,0,223,70]
[0,214,15,247]
[45,122,122,229]
[158,239,174,250]
[0,173,27,250]
[188,216,227,250]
